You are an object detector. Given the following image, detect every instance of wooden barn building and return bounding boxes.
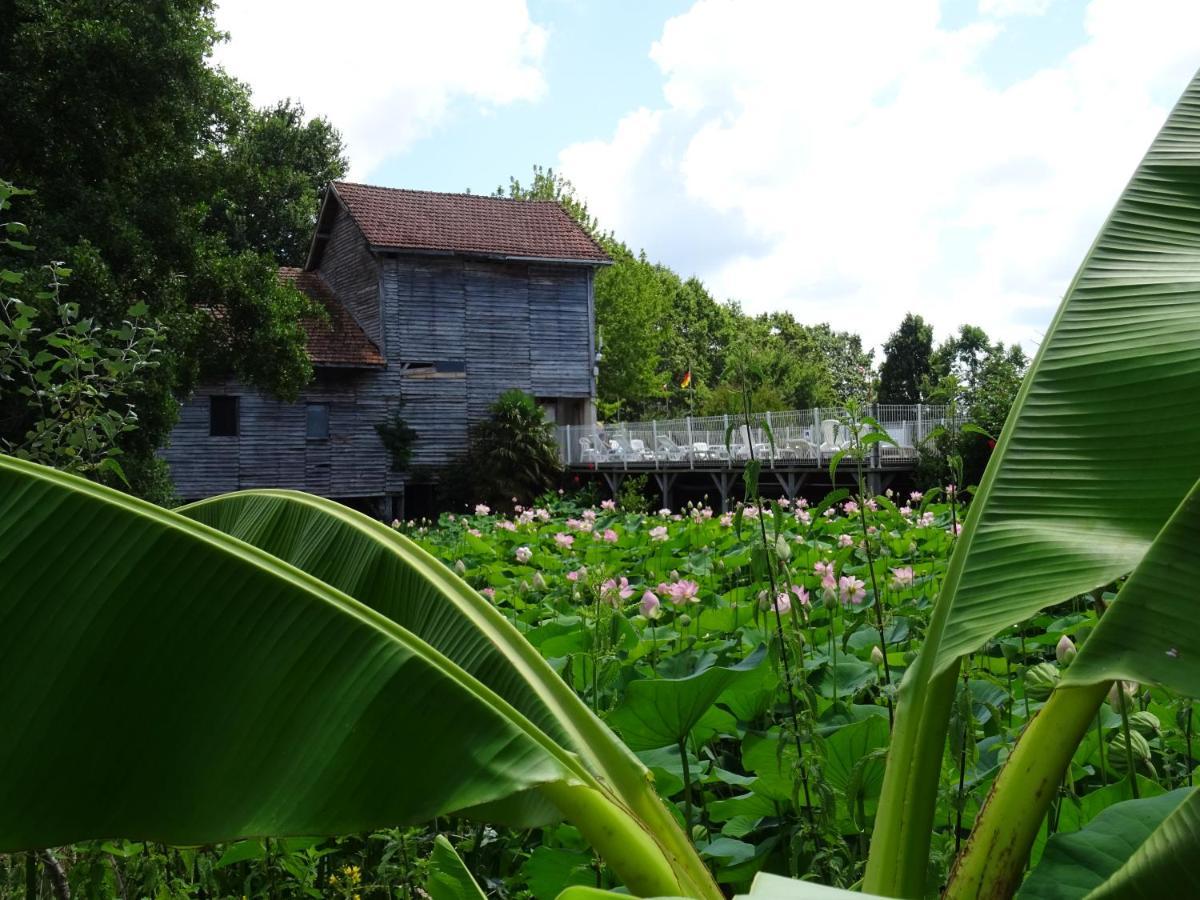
[161,182,609,517]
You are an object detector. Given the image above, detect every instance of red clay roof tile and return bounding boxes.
[279,267,385,368]
[330,181,610,263]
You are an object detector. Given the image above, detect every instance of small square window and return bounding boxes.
[306,403,330,439]
[209,396,239,437]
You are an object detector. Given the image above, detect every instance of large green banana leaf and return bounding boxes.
[180,489,640,827]
[1018,788,1200,899]
[929,70,1200,674]
[0,458,722,900]
[1062,476,1200,693]
[0,455,574,849]
[866,68,1200,897]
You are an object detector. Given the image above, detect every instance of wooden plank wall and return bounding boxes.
[164,226,598,505]
[319,206,381,345]
[160,371,392,503]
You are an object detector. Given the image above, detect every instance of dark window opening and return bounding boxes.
[306,403,330,439]
[209,395,239,437]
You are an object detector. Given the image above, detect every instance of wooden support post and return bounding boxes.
[653,472,675,511]
[603,471,624,500]
[710,471,737,512]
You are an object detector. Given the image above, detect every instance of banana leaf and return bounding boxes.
[866,67,1200,896]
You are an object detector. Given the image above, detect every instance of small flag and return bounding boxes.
[680,371,692,389]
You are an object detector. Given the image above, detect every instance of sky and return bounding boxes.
[212,0,1200,355]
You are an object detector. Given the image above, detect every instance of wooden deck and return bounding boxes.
[556,404,956,508]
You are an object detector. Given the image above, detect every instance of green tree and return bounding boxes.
[209,99,349,266]
[0,182,164,486]
[878,312,933,404]
[0,0,347,497]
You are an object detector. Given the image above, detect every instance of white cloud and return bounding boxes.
[559,0,1200,354]
[212,0,548,178]
[979,0,1053,18]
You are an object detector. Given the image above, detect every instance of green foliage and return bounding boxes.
[0,181,163,486]
[0,0,348,496]
[442,390,565,510]
[499,167,870,420]
[877,313,933,405]
[617,474,652,514]
[376,405,420,473]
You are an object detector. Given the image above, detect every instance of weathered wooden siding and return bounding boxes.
[165,220,598,504]
[528,264,592,398]
[379,253,594,461]
[160,371,394,502]
[317,206,381,346]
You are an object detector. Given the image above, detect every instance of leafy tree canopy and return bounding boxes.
[878,313,934,404]
[0,0,348,498]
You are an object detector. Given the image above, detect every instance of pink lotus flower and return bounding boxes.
[497,519,517,532]
[658,508,672,516]
[838,533,854,548]
[658,579,700,605]
[468,528,482,537]
[843,500,859,515]
[945,484,957,498]
[554,533,574,549]
[649,525,669,542]
[839,575,866,605]
[601,577,634,607]
[566,568,584,582]
[535,508,551,522]
[791,584,810,606]
[772,592,791,614]
[600,499,616,510]
[814,560,835,579]
[910,491,923,502]
[918,511,935,527]
[640,591,662,619]
[899,506,913,518]
[719,513,734,527]
[603,528,619,543]
[796,510,812,525]
[796,497,809,508]
[890,566,914,589]
[865,498,878,511]
[823,507,835,518]
[481,587,496,599]
[474,504,491,516]
[949,522,963,536]
[514,546,533,563]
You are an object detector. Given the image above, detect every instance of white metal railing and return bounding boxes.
[556,404,961,470]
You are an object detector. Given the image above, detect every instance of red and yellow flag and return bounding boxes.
[680,371,692,389]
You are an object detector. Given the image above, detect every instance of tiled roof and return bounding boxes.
[279,267,385,368]
[330,181,611,264]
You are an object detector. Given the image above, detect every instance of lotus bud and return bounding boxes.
[1129,710,1160,737]
[519,579,530,594]
[775,533,791,562]
[532,571,547,591]
[391,519,402,529]
[870,645,885,667]
[454,559,467,575]
[1108,680,1138,711]
[1023,662,1060,701]
[1107,729,1152,776]
[1055,635,1076,665]
[678,613,692,628]
[671,570,680,580]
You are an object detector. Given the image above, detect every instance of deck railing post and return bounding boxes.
[565,424,572,465]
[765,410,773,465]
[687,416,695,470]
[652,420,659,470]
[723,414,730,468]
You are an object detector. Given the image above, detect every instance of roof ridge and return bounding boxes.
[332,181,564,206]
